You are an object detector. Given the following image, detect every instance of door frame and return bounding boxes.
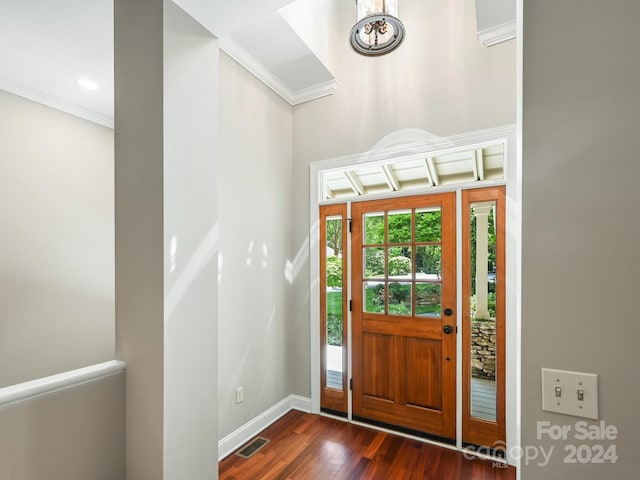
[309,125,519,464]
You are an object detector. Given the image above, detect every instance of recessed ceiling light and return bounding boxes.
[78,78,98,91]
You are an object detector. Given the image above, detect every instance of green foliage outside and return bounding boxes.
[388,283,411,314]
[470,292,497,320]
[325,209,445,344]
[362,210,442,279]
[416,245,441,276]
[364,248,385,277]
[364,210,441,245]
[470,206,497,295]
[416,283,441,316]
[388,256,411,276]
[363,283,441,316]
[326,290,343,346]
[326,256,342,287]
[364,215,384,244]
[416,302,441,316]
[365,247,440,279]
[365,283,385,313]
[470,205,497,321]
[326,218,342,255]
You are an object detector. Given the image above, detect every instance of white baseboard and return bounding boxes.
[218,394,311,461]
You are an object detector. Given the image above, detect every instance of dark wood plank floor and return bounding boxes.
[219,410,516,479]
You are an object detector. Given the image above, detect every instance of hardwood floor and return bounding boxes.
[219,410,516,479]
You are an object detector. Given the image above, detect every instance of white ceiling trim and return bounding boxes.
[312,125,516,174]
[219,37,336,107]
[0,77,114,129]
[289,79,337,106]
[477,19,516,47]
[426,157,440,186]
[219,37,292,103]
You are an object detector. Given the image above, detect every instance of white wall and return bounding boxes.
[115,1,220,477]
[290,0,516,396]
[522,1,640,478]
[0,90,114,387]
[218,52,293,439]
[163,2,219,477]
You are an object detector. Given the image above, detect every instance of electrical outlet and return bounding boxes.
[541,368,598,419]
[235,387,244,404]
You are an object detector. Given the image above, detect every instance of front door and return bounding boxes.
[351,193,457,441]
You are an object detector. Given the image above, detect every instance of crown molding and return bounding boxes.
[219,37,336,106]
[478,19,516,47]
[0,77,114,129]
[290,78,337,105]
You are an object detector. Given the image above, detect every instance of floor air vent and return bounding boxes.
[235,437,270,459]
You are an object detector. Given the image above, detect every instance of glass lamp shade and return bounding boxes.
[350,0,405,56]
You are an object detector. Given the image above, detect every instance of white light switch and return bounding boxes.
[541,368,598,419]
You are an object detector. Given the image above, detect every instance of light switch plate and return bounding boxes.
[541,368,598,419]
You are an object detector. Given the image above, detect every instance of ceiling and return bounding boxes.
[0,0,514,128]
[0,0,114,125]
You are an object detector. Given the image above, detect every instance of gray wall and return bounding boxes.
[114,0,164,475]
[0,90,115,387]
[291,0,516,397]
[114,0,220,477]
[0,373,125,480]
[522,0,640,477]
[218,52,293,439]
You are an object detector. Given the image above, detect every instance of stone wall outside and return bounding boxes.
[471,320,496,381]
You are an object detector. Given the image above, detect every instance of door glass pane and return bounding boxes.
[469,201,497,421]
[416,283,441,317]
[415,207,441,242]
[415,245,441,279]
[388,210,412,243]
[325,216,343,390]
[364,247,385,278]
[364,281,385,314]
[388,246,412,279]
[364,212,385,244]
[388,282,412,316]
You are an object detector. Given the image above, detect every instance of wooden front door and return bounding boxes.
[351,193,457,441]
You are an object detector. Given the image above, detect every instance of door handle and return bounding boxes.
[444,307,453,316]
[443,325,454,335]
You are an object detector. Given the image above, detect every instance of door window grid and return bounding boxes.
[362,208,443,317]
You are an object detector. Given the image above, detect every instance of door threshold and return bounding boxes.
[315,412,509,465]
[319,407,348,419]
[350,416,509,465]
[352,415,455,446]
[349,417,458,453]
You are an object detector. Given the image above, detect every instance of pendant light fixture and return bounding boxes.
[350,0,405,56]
